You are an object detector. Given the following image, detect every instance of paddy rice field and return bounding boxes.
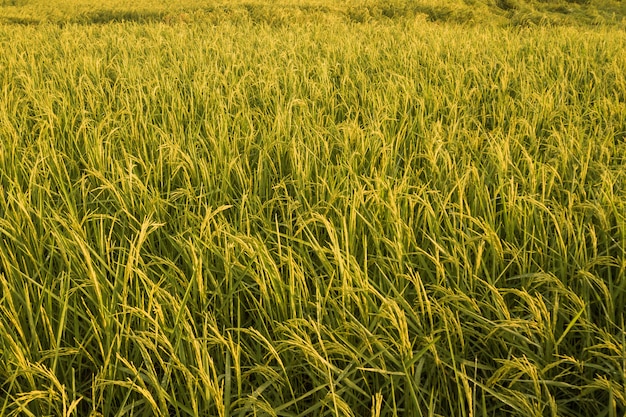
[0,0,625,415]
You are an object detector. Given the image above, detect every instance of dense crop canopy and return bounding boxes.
[0,5,625,417]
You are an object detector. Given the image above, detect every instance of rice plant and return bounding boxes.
[0,3,625,416]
